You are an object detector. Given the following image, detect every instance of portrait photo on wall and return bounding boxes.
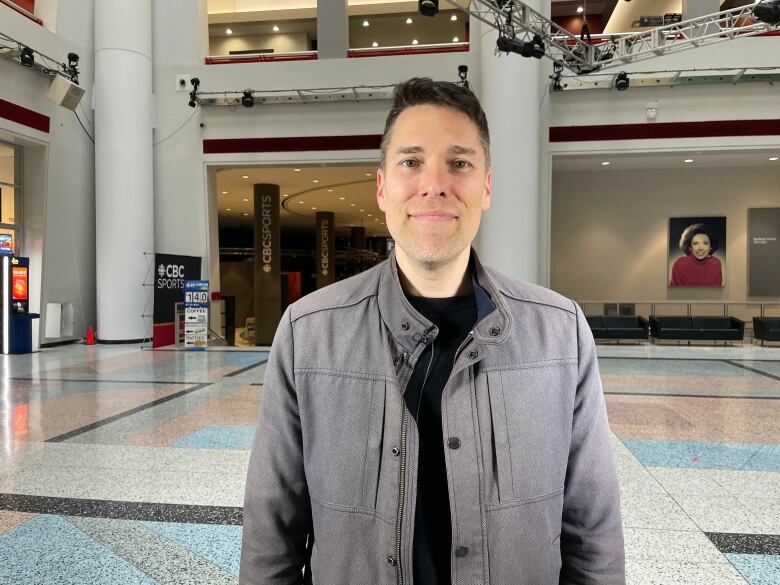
[668,217,726,287]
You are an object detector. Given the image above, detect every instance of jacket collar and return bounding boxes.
[377,248,512,353]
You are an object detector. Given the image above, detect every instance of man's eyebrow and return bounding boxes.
[396,146,423,154]
[448,145,477,156]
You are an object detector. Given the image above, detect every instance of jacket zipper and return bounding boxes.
[453,331,474,368]
[394,408,408,585]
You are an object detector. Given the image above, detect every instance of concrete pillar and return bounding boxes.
[351,226,366,249]
[253,185,281,345]
[317,0,348,58]
[94,0,153,341]
[316,212,335,289]
[475,18,542,284]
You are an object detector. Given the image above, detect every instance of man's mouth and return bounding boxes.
[408,210,458,222]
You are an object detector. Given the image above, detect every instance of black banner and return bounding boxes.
[748,208,780,296]
[153,253,201,347]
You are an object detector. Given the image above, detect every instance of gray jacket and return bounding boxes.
[240,250,625,585]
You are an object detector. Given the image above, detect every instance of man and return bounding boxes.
[240,78,625,585]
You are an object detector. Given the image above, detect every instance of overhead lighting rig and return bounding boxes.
[419,0,439,17]
[0,31,80,84]
[441,0,780,74]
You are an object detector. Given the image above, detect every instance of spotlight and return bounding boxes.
[754,0,780,24]
[188,77,200,108]
[66,52,79,84]
[242,90,254,108]
[20,46,34,67]
[496,34,545,59]
[550,63,564,92]
[419,0,438,17]
[458,64,469,88]
[614,71,629,91]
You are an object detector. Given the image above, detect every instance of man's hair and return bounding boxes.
[679,223,719,255]
[379,77,490,168]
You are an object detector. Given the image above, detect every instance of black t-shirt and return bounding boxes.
[403,292,477,585]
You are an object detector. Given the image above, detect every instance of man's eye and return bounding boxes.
[453,160,471,169]
[400,159,418,168]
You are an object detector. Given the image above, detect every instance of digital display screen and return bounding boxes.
[0,234,13,255]
[12,266,28,301]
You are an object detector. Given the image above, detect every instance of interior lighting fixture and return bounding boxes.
[577,6,584,13]
[299,201,304,204]
[451,14,458,21]
[339,197,346,200]
[243,213,248,216]
[327,189,334,192]
[496,34,545,59]
[412,39,419,45]
[226,28,233,35]
[312,207,317,210]
[769,157,778,161]
[458,64,470,89]
[365,172,373,176]
[243,198,249,202]
[614,72,630,91]
[550,63,563,92]
[363,20,370,27]
[188,77,200,108]
[601,161,611,166]
[312,179,319,183]
[20,46,34,67]
[452,36,459,42]
[222,191,228,194]
[273,25,280,32]
[406,17,413,24]
[360,209,365,212]
[367,214,372,217]
[350,203,356,207]
[66,52,80,84]
[283,193,289,197]
[242,90,254,108]
[372,42,379,47]
[419,0,439,17]
[226,208,232,211]
[754,0,780,25]
[684,159,694,163]
[242,175,249,179]
[294,168,301,172]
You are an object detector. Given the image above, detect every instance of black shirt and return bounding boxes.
[403,292,477,585]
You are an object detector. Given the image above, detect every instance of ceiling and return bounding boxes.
[216,164,389,236]
[552,149,780,171]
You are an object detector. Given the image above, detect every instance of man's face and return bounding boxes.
[376,104,492,271]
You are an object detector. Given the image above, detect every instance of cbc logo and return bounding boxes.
[157,264,186,289]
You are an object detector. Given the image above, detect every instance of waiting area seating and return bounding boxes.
[649,316,745,343]
[753,317,780,344]
[586,316,649,341]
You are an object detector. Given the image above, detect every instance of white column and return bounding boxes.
[317,0,348,59]
[94,0,154,341]
[476,20,543,284]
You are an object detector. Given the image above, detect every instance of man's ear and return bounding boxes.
[376,167,386,212]
[481,167,492,211]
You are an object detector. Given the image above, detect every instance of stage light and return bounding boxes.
[458,64,469,88]
[496,34,545,59]
[614,72,629,91]
[20,46,34,67]
[188,77,200,108]
[242,90,254,108]
[66,52,80,84]
[419,0,438,17]
[754,0,780,25]
[550,63,564,92]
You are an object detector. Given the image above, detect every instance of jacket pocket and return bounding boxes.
[299,372,386,512]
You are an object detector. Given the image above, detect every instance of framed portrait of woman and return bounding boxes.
[668,217,726,287]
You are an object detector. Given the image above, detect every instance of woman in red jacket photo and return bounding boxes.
[669,222,723,286]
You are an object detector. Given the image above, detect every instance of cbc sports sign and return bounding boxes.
[157,262,187,289]
[152,254,202,347]
[260,194,273,274]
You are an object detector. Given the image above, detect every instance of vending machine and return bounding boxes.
[1,256,40,354]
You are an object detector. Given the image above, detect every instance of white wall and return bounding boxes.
[1,3,95,347]
[551,167,780,306]
[209,32,310,55]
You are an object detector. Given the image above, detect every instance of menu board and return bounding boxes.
[184,280,209,350]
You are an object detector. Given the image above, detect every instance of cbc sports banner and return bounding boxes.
[152,254,202,347]
[748,208,780,296]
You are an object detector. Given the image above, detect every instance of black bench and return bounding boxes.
[586,316,649,341]
[753,317,780,344]
[649,316,744,343]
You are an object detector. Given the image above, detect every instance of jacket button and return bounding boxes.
[387,555,397,566]
[455,546,469,557]
[401,321,410,330]
[447,437,461,449]
[468,349,478,359]
[489,327,500,336]
[392,357,400,366]
[391,446,400,457]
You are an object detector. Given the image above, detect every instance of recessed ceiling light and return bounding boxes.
[226,28,233,35]
[312,179,319,183]
[221,191,228,194]
[350,203,356,207]
[406,17,413,24]
[242,198,249,202]
[452,36,459,42]
[365,172,372,176]
[293,168,301,172]
[684,159,694,163]
[339,197,346,200]
[242,175,249,179]
[412,39,419,45]
[327,189,334,192]
[367,214,372,217]
[312,207,317,210]
[451,14,458,21]
[372,41,378,47]
[360,209,364,212]
[242,212,248,216]
[226,208,232,211]
[380,222,384,225]
[298,201,304,204]
[769,157,778,161]
[363,20,370,27]
[577,6,583,13]
[272,25,279,32]
[601,161,610,166]
[283,193,289,197]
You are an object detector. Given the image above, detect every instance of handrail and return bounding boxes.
[579,300,780,318]
[0,0,43,25]
[205,51,318,65]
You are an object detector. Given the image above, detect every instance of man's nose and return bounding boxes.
[419,164,448,198]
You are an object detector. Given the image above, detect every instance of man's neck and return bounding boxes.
[395,247,473,298]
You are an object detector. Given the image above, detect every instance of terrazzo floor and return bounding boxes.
[0,342,778,584]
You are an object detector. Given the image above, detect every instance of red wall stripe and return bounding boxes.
[0,0,42,25]
[550,119,780,142]
[203,135,382,154]
[0,98,50,133]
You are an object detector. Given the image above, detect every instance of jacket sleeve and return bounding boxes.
[240,307,312,585]
[559,303,625,585]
